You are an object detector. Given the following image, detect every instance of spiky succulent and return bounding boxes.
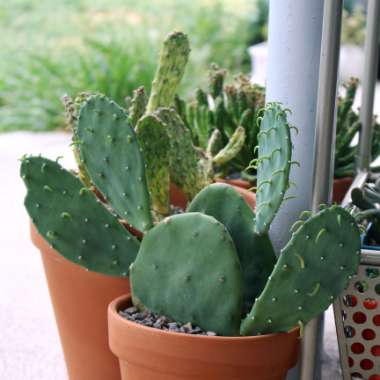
[351,178,380,245]
[176,64,265,183]
[335,77,380,178]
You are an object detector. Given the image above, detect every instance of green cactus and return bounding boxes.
[240,206,361,335]
[188,183,276,310]
[146,31,190,113]
[19,30,362,340]
[130,212,243,336]
[177,65,265,183]
[129,102,361,336]
[351,184,380,244]
[254,103,293,235]
[76,94,153,232]
[335,78,380,178]
[21,156,139,276]
[136,114,170,218]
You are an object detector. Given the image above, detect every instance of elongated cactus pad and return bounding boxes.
[155,108,210,200]
[255,103,292,234]
[188,183,276,310]
[21,156,140,276]
[136,114,170,218]
[146,31,190,113]
[76,95,153,232]
[240,206,361,336]
[131,213,243,336]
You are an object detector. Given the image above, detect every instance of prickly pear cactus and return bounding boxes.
[136,114,170,218]
[155,108,210,200]
[21,156,140,276]
[188,183,276,310]
[254,103,293,234]
[130,213,243,336]
[146,31,190,113]
[240,206,361,336]
[76,95,153,232]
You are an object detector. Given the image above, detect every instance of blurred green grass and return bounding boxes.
[0,0,258,132]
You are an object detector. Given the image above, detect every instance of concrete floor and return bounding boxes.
[0,131,343,379]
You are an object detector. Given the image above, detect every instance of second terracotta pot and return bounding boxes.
[31,224,130,380]
[170,180,256,210]
[108,295,300,380]
[332,176,354,204]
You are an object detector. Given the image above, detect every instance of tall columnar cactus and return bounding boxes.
[130,102,361,336]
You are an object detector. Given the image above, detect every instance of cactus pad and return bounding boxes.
[187,183,276,310]
[21,156,140,276]
[146,31,190,113]
[155,108,210,200]
[240,206,361,335]
[131,212,243,336]
[255,103,292,234]
[136,114,170,218]
[76,95,153,232]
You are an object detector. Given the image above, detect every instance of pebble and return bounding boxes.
[119,307,217,336]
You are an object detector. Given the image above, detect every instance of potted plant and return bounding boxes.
[351,180,380,249]
[333,78,380,203]
[175,63,265,187]
[107,103,361,380]
[21,31,257,380]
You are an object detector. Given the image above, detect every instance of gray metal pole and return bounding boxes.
[357,0,380,171]
[266,0,325,253]
[265,2,325,379]
[300,1,343,380]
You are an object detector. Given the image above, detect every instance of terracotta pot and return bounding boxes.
[216,178,256,208]
[333,176,353,204]
[31,224,129,380]
[170,180,256,210]
[108,294,300,380]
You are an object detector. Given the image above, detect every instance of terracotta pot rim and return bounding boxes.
[109,294,299,342]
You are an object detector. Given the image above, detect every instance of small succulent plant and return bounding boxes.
[21,95,361,337]
[335,77,380,178]
[176,64,265,183]
[351,178,380,245]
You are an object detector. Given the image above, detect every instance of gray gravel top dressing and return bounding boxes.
[119,306,217,336]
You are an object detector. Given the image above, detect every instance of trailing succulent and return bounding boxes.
[335,77,380,178]
[351,178,380,245]
[62,32,249,218]
[176,64,265,183]
[21,86,361,336]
